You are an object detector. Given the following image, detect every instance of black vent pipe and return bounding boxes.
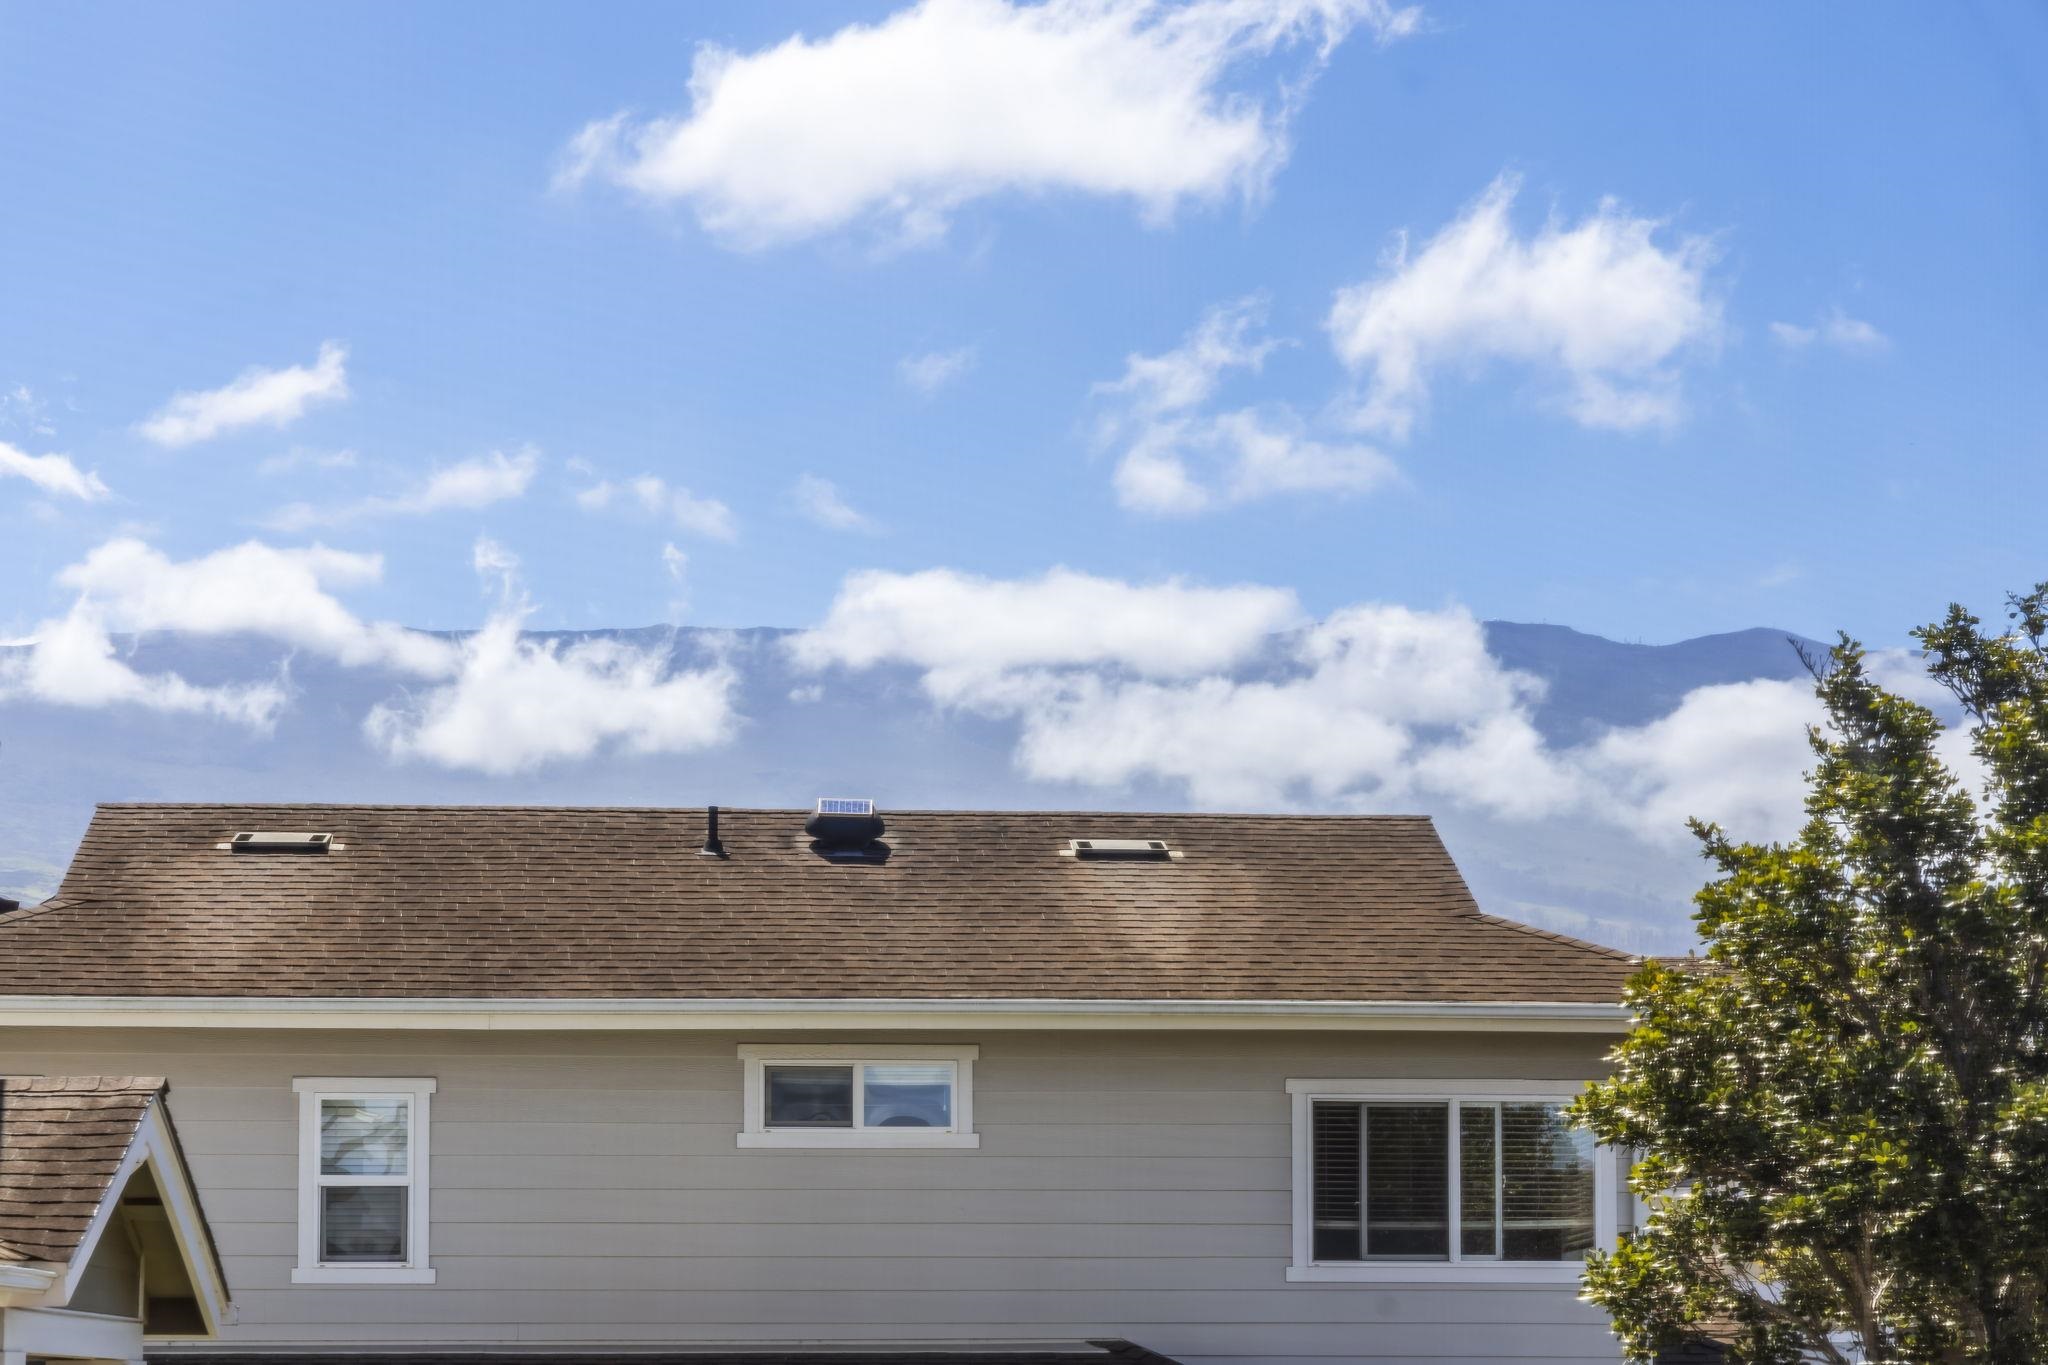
[698,805,726,859]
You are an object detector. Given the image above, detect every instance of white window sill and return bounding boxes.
[291,1266,436,1285]
[737,1130,981,1150]
[1287,1262,1586,1285]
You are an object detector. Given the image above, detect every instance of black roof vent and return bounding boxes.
[0,896,18,915]
[806,798,887,863]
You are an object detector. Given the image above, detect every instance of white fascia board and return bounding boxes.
[0,995,1631,1033]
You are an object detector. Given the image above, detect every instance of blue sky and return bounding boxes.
[3,0,2042,647]
[3,0,2045,918]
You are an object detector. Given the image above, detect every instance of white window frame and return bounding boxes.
[737,1044,979,1149]
[1286,1078,1616,1284]
[291,1077,436,1285]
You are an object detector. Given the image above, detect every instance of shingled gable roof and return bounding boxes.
[0,1075,231,1338]
[0,1077,169,1266]
[0,804,1638,1004]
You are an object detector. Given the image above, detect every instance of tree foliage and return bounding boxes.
[1574,588,2048,1364]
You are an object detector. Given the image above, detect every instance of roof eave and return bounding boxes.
[0,1261,60,1307]
[0,994,1632,1033]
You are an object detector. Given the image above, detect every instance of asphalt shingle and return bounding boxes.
[0,805,1636,1003]
[0,1075,165,1265]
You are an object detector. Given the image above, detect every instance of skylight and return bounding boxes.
[1067,838,1173,861]
[230,831,333,854]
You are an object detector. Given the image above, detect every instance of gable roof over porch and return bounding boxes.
[0,1077,230,1344]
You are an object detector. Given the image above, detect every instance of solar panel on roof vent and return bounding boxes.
[815,797,875,817]
[1069,838,1172,860]
[230,831,333,854]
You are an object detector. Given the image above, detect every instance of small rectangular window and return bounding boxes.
[738,1046,979,1149]
[292,1078,435,1284]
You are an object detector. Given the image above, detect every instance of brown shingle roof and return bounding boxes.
[0,804,1635,1003]
[0,1075,164,1265]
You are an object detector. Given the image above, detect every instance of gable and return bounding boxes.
[0,1077,229,1334]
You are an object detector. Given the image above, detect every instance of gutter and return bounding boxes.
[0,995,1631,1033]
[0,1261,60,1306]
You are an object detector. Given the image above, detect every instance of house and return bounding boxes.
[0,1076,231,1365]
[0,802,1643,1364]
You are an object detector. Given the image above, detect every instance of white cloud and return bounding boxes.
[1097,299,1396,514]
[557,0,1418,248]
[0,384,57,437]
[50,537,455,676]
[661,541,690,620]
[575,473,736,541]
[364,541,738,774]
[1,533,742,767]
[138,342,349,447]
[1100,297,1279,416]
[1578,679,1819,845]
[0,440,110,501]
[1327,176,1720,439]
[471,533,521,598]
[793,474,879,533]
[404,449,538,513]
[898,346,978,394]
[791,566,1302,685]
[1771,308,1889,355]
[364,617,739,775]
[0,537,456,728]
[1115,405,1395,514]
[792,566,1825,846]
[987,605,1568,810]
[0,608,287,728]
[268,448,539,530]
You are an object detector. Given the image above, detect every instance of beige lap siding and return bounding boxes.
[0,1026,1625,1364]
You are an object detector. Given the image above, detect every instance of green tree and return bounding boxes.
[1573,589,2048,1364]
